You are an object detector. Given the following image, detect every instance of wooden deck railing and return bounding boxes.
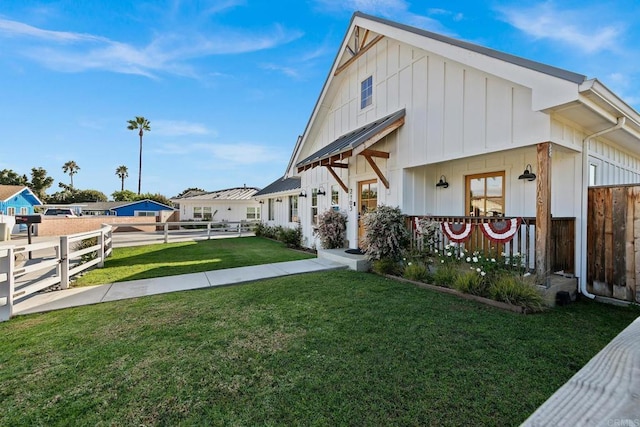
[407,216,575,277]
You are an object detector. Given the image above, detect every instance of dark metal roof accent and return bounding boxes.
[353,11,586,84]
[254,177,301,197]
[296,109,405,169]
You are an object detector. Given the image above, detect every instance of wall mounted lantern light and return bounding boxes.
[276,198,282,203]
[518,164,537,181]
[299,190,307,197]
[317,186,326,196]
[436,175,449,188]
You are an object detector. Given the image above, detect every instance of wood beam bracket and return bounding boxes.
[324,165,349,193]
[363,154,389,189]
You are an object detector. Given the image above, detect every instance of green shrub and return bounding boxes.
[403,261,430,282]
[432,263,459,288]
[453,271,489,297]
[277,225,302,249]
[371,258,402,275]
[489,274,545,312]
[361,205,410,261]
[313,210,348,249]
[74,237,98,264]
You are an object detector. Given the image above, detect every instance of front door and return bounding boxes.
[358,179,378,245]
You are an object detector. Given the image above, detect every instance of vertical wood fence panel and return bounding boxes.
[588,185,640,302]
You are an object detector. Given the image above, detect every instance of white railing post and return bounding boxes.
[239,220,243,237]
[97,229,105,268]
[0,247,15,322]
[164,223,169,244]
[207,222,211,240]
[60,236,70,290]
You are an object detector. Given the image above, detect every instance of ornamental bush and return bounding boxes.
[314,210,348,249]
[361,205,410,261]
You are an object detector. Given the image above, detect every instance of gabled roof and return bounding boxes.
[0,185,43,205]
[172,186,260,201]
[356,12,585,84]
[254,177,301,197]
[296,109,405,170]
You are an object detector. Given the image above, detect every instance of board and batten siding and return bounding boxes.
[551,116,640,186]
[297,37,551,169]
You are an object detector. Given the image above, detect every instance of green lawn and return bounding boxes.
[73,236,315,286]
[2,270,638,426]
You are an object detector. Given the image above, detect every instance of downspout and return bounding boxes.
[579,117,626,299]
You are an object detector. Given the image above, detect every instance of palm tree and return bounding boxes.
[127,116,151,195]
[62,160,80,188]
[115,165,129,191]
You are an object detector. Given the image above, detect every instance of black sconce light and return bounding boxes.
[258,200,264,204]
[276,198,282,203]
[436,175,449,188]
[518,164,536,181]
[299,190,307,198]
[317,186,326,196]
[227,207,232,211]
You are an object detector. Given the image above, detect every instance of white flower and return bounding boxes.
[476,268,481,273]
[446,252,452,257]
[480,271,486,276]
[466,257,471,262]
[408,262,412,266]
[472,257,478,263]
[445,245,450,250]
[501,252,506,257]
[491,258,496,262]
[441,260,445,264]
[513,252,520,257]
[523,272,531,277]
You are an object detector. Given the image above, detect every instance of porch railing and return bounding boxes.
[407,216,575,276]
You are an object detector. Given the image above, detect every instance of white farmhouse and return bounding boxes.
[172,186,261,223]
[257,12,640,294]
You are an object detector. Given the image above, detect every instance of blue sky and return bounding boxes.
[1,0,639,199]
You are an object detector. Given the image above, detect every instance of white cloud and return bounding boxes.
[155,141,283,165]
[152,120,214,137]
[0,17,302,78]
[496,2,623,54]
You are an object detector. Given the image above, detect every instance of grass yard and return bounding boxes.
[73,236,315,286]
[2,270,638,426]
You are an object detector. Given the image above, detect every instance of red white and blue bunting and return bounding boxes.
[439,218,522,244]
[478,218,521,243]
[441,222,473,243]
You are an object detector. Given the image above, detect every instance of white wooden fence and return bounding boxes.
[0,220,257,321]
[0,225,113,322]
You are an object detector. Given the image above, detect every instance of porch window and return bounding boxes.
[135,211,157,217]
[465,172,505,217]
[193,207,202,219]
[331,185,339,206]
[361,76,373,109]
[7,207,15,216]
[20,207,28,215]
[247,207,260,220]
[289,195,299,222]
[311,188,318,225]
[268,198,275,221]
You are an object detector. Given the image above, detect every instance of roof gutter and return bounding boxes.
[579,116,626,299]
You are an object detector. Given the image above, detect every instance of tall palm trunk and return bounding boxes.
[138,129,143,195]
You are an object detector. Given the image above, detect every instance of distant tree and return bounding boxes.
[28,167,54,200]
[175,187,207,198]
[137,192,173,206]
[115,165,129,191]
[62,160,80,188]
[111,190,137,202]
[126,116,151,195]
[72,189,108,203]
[0,169,28,186]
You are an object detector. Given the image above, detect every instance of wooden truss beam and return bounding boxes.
[352,117,404,157]
[363,154,389,189]
[360,149,389,159]
[334,34,384,76]
[325,165,349,193]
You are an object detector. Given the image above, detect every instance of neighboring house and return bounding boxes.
[263,12,640,293]
[0,185,43,216]
[254,177,302,228]
[81,199,176,219]
[171,186,261,223]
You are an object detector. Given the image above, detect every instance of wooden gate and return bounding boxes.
[588,185,640,302]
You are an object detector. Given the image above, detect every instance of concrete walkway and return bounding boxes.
[14,258,346,316]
